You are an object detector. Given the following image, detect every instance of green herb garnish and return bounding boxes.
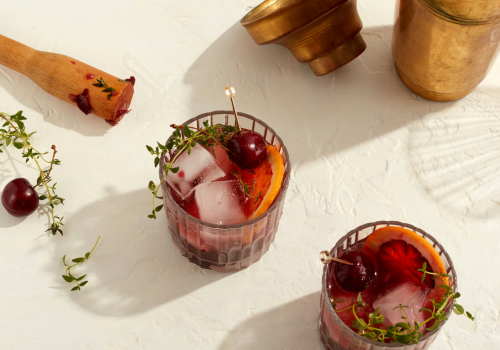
[333,263,473,345]
[0,111,64,235]
[231,171,262,204]
[62,236,100,291]
[146,122,233,219]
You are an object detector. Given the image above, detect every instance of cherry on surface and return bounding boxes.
[334,251,376,293]
[227,130,267,170]
[1,178,39,217]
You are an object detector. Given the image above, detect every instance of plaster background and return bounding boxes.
[0,0,499,349]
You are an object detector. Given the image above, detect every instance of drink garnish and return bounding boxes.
[244,145,284,219]
[224,85,241,130]
[320,250,353,265]
[231,171,262,204]
[323,225,474,345]
[146,122,231,219]
[332,265,473,345]
[224,86,268,170]
[333,251,375,293]
[363,226,448,301]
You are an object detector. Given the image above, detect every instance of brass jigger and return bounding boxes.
[224,85,241,131]
[320,250,353,265]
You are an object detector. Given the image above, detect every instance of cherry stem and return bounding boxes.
[36,145,57,187]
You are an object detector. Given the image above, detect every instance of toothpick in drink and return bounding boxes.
[224,85,241,131]
[320,250,353,265]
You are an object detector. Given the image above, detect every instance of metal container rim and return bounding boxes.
[240,0,302,26]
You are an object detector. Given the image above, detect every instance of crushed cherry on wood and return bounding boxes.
[69,88,92,115]
[71,61,76,65]
[105,109,131,126]
[125,76,136,86]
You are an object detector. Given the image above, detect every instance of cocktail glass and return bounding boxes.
[160,110,290,272]
[319,221,457,350]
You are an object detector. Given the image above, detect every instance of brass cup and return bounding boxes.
[393,0,500,102]
[241,0,367,76]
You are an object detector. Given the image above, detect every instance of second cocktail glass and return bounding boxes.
[319,221,458,350]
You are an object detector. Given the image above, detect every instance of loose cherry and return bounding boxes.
[1,178,39,217]
[334,251,375,293]
[227,130,267,170]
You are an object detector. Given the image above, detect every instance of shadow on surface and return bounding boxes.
[219,292,323,350]
[0,200,27,228]
[51,188,229,316]
[185,24,451,167]
[408,86,500,218]
[0,68,110,136]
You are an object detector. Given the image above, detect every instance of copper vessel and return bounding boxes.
[241,0,366,76]
[393,0,500,102]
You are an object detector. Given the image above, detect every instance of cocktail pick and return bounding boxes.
[320,250,353,265]
[224,85,241,131]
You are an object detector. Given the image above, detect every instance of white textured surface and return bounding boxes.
[0,1,499,349]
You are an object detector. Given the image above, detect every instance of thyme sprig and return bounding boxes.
[62,236,100,291]
[0,111,64,235]
[231,171,262,204]
[92,77,116,100]
[333,263,473,345]
[146,122,234,219]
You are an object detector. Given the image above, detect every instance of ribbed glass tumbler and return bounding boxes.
[319,221,457,350]
[160,111,290,272]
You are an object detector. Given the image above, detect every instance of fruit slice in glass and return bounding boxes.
[159,111,290,272]
[319,221,457,350]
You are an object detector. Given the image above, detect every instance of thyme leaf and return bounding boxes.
[337,263,474,345]
[62,237,100,291]
[146,123,232,219]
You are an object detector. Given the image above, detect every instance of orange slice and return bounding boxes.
[240,145,285,219]
[363,226,448,300]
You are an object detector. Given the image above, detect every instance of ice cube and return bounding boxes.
[373,284,427,327]
[165,144,225,199]
[212,144,237,180]
[194,180,247,225]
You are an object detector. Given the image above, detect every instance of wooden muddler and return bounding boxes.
[0,34,134,125]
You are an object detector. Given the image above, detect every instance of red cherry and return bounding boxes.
[1,178,39,217]
[227,130,267,170]
[334,251,375,293]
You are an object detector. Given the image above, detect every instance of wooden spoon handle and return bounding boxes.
[0,34,134,125]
